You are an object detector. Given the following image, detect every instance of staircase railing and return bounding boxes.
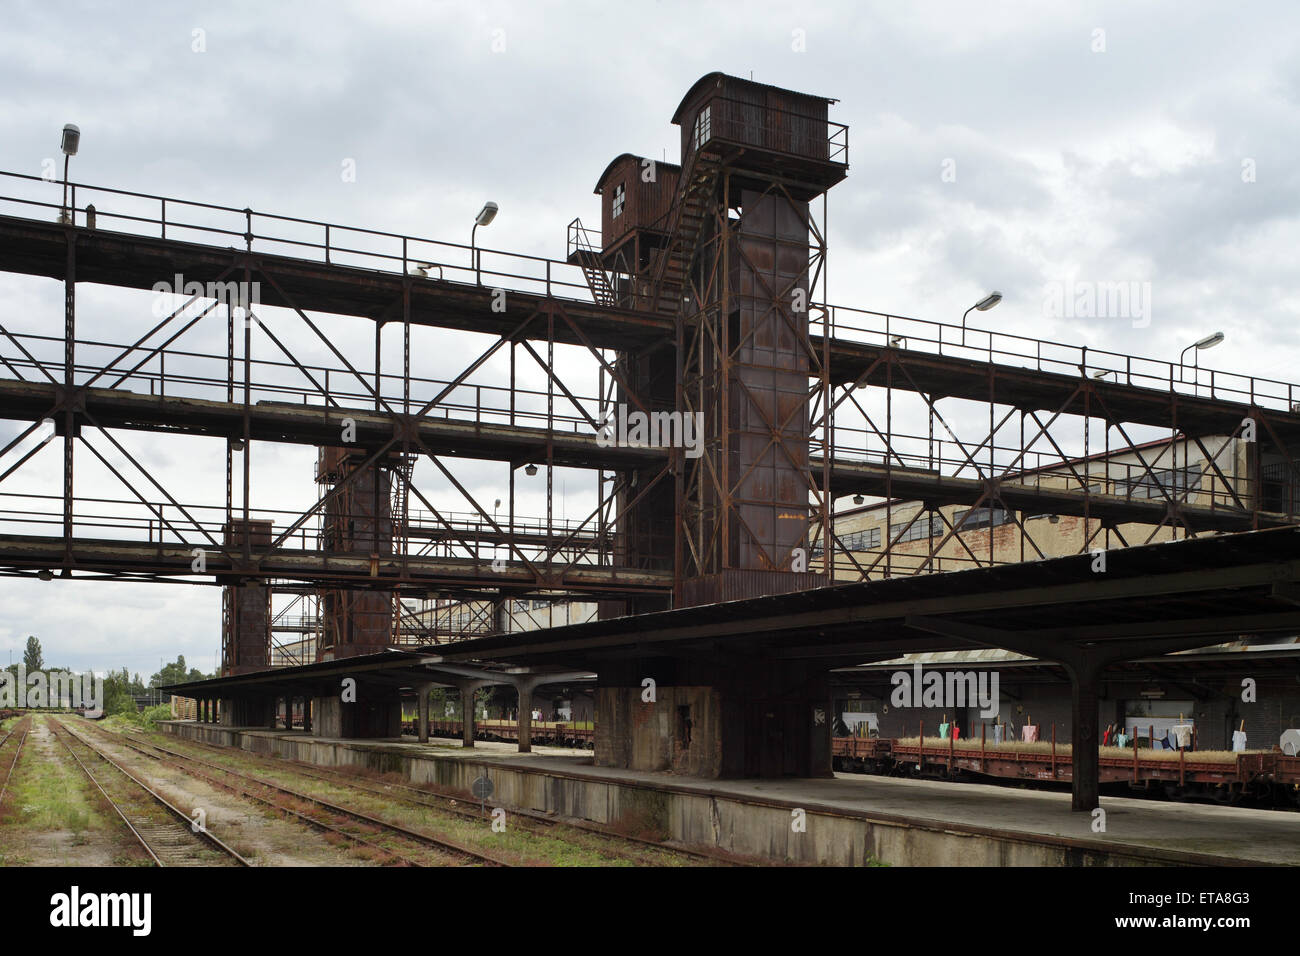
[645,141,721,315]
[566,216,617,306]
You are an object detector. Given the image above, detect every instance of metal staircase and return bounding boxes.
[566,217,618,306]
[647,145,722,316]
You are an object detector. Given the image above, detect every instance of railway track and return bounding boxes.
[0,716,31,809]
[135,723,754,868]
[115,724,753,866]
[74,721,510,867]
[48,719,251,867]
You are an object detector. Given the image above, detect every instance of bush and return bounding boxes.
[134,704,173,730]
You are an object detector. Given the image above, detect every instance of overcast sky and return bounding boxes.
[1,0,1297,679]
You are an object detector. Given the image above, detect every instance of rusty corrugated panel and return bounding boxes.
[678,569,824,607]
[318,449,396,659]
[222,518,273,549]
[222,581,271,675]
[727,190,811,570]
[597,154,681,257]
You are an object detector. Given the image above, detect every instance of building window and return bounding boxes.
[889,515,944,544]
[612,182,625,219]
[811,526,881,556]
[693,105,712,152]
[1117,465,1202,500]
[953,507,1011,531]
[841,527,882,552]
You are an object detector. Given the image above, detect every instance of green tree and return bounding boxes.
[22,635,42,671]
[150,655,188,688]
[102,669,136,716]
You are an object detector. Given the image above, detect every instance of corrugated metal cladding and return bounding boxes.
[319,449,395,658]
[676,75,831,166]
[221,520,273,674]
[679,570,825,607]
[728,189,811,572]
[596,154,681,256]
[223,582,271,674]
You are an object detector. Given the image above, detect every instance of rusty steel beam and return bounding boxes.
[0,533,672,595]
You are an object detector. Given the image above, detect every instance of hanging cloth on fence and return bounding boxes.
[1022,725,1039,743]
[1115,732,1130,749]
[1231,730,1248,752]
[937,722,950,741]
[1172,724,1193,750]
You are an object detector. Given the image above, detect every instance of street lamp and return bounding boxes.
[961,291,1002,346]
[1179,331,1224,384]
[60,123,80,224]
[471,201,499,285]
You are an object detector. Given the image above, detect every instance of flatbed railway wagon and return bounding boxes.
[831,736,1297,805]
[403,718,595,749]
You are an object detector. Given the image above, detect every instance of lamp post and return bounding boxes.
[60,123,80,224]
[1179,332,1225,389]
[471,201,499,285]
[961,291,1002,346]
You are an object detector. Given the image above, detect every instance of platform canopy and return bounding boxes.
[430,526,1300,670]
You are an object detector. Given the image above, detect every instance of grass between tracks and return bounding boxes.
[0,715,150,866]
[95,721,709,867]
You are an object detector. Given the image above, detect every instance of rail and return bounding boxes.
[0,490,626,564]
[2,169,1297,413]
[812,303,1300,414]
[0,329,603,432]
[0,170,596,302]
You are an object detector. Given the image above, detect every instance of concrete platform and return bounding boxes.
[159,722,1300,866]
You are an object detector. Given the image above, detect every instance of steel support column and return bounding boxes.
[1065,659,1102,812]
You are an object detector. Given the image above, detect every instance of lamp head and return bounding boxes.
[1194,331,1225,350]
[974,291,1002,312]
[475,201,499,227]
[61,123,80,156]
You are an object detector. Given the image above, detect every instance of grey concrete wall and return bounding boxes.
[310,695,401,739]
[595,685,721,776]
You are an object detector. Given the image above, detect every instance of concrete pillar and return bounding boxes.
[268,698,278,731]
[417,685,431,744]
[517,684,533,754]
[303,697,312,733]
[457,681,485,748]
[1067,661,1101,812]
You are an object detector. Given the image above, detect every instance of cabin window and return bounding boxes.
[612,182,626,219]
[693,105,712,151]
